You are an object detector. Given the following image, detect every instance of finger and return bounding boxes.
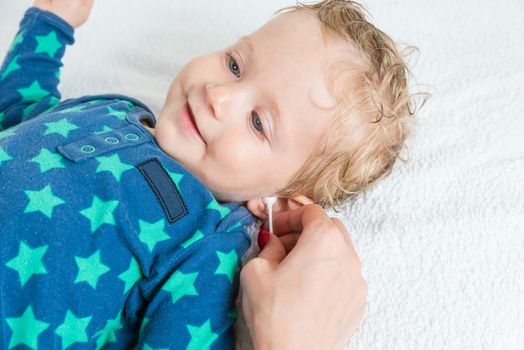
[278,233,301,254]
[330,217,354,247]
[256,233,287,265]
[266,204,330,237]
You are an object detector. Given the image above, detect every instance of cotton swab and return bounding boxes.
[262,196,277,233]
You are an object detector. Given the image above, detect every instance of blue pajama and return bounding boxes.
[0,8,254,350]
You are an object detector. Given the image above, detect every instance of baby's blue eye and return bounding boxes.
[251,112,264,134]
[227,54,241,78]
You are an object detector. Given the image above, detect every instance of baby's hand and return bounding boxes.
[33,0,94,28]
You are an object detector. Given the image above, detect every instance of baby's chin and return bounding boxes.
[209,188,248,204]
[206,182,265,205]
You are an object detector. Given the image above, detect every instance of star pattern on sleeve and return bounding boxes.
[214,250,239,284]
[161,270,199,304]
[74,250,110,289]
[79,196,119,233]
[138,219,170,252]
[24,184,65,219]
[95,154,134,182]
[186,319,219,350]
[118,256,143,294]
[29,148,65,173]
[43,118,79,138]
[34,30,62,57]
[6,305,50,349]
[6,242,48,287]
[17,80,50,103]
[107,106,127,120]
[55,310,93,349]
[94,311,123,350]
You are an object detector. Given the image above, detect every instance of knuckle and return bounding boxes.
[240,259,258,280]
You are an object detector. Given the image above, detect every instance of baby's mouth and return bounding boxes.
[185,102,206,144]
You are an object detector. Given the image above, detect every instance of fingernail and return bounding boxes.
[258,225,271,250]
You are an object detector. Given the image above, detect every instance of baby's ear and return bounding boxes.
[245,194,314,219]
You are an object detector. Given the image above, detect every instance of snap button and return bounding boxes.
[80,145,96,153]
[125,133,139,141]
[104,136,119,144]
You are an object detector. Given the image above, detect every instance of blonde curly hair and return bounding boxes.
[274,0,428,209]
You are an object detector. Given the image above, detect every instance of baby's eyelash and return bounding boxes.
[251,112,266,140]
[226,52,241,78]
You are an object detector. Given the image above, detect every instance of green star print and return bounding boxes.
[80,196,119,233]
[35,30,62,57]
[17,80,49,102]
[24,184,65,218]
[55,310,92,348]
[95,311,123,350]
[95,154,134,182]
[186,319,219,350]
[161,270,199,304]
[6,306,50,349]
[43,118,79,137]
[214,250,239,284]
[107,106,126,120]
[6,242,48,286]
[29,148,65,173]
[138,219,170,252]
[118,256,143,294]
[74,250,110,288]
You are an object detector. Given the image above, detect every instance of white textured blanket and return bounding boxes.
[1,1,523,349]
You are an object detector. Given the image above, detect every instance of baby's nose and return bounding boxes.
[205,83,252,122]
[205,83,228,120]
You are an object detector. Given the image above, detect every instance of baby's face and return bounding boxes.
[154,11,342,202]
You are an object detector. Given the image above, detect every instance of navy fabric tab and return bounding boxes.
[137,158,188,224]
[57,124,148,162]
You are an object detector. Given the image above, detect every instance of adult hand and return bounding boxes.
[241,204,367,350]
[33,0,94,28]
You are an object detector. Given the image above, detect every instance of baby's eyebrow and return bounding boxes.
[239,36,255,55]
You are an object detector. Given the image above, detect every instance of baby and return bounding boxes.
[0,0,415,348]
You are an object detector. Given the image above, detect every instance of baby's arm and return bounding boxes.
[0,0,93,131]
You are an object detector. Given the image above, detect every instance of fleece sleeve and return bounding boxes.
[0,7,74,131]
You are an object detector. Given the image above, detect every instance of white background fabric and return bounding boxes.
[1,1,523,349]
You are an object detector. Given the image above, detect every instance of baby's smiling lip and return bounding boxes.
[185,101,207,145]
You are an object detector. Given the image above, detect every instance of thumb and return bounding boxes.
[257,233,287,266]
